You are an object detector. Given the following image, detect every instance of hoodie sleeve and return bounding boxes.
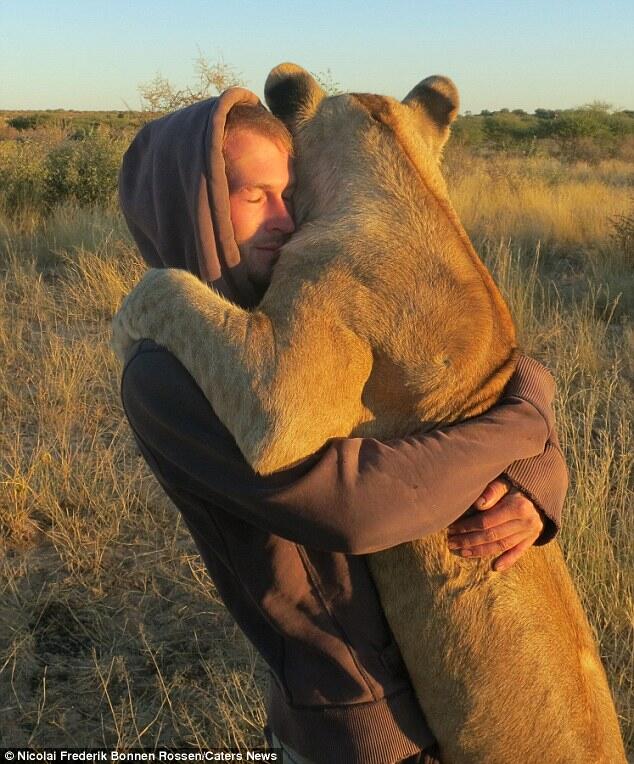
[121,340,567,555]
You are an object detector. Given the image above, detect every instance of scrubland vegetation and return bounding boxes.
[0,107,632,753]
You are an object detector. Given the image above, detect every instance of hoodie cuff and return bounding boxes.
[503,355,556,435]
[503,440,569,545]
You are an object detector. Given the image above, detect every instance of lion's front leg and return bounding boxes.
[112,268,248,369]
[112,269,189,363]
[113,268,370,475]
[112,267,272,459]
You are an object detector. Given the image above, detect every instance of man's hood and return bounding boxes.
[118,87,262,308]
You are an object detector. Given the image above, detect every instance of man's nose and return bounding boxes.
[268,196,295,235]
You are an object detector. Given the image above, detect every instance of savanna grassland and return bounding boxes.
[0,108,632,754]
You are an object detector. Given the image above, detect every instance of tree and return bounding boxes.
[138,53,244,112]
[312,68,343,96]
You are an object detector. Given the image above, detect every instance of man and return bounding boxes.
[222,105,295,294]
[118,88,568,764]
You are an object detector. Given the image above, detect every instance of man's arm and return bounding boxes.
[121,341,567,556]
[446,360,568,569]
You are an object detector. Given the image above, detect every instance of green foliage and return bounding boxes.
[0,138,47,214]
[484,112,537,149]
[539,110,608,140]
[0,126,129,221]
[7,113,52,131]
[451,115,486,148]
[1,98,633,222]
[43,131,127,208]
[452,107,634,160]
[1,109,155,136]
[536,108,634,162]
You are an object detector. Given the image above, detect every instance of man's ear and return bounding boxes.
[402,75,459,152]
[264,63,326,132]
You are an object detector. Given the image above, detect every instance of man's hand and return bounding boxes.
[446,478,544,572]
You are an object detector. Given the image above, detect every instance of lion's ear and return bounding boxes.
[403,76,459,151]
[265,63,326,131]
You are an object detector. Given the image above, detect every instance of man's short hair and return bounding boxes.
[224,103,293,156]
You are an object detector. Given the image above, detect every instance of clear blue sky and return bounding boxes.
[1,0,632,112]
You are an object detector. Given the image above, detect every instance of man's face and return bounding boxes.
[224,129,295,288]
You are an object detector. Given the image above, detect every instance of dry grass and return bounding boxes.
[448,153,633,249]
[0,208,266,747]
[0,155,632,753]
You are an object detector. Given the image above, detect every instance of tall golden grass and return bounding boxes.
[0,155,632,752]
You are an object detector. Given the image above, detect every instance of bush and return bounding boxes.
[7,113,52,131]
[537,108,634,162]
[0,125,130,220]
[609,202,634,262]
[0,138,47,215]
[484,112,538,150]
[452,116,486,150]
[43,130,126,209]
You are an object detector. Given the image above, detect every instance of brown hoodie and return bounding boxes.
[119,87,262,306]
[118,91,568,763]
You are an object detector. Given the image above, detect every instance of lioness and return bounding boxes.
[113,64,625,762]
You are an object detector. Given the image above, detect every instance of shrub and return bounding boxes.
[609,202,634,262]
[0,138,47,214]
[7,113,52,131]
[484,112,538,150]
[537,108,634,162]
[452,116,486,150]
[43,130,126,209]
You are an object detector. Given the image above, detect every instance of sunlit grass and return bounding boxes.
[0,152,632,751]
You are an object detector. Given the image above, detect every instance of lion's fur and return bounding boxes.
[113,64,626,762]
